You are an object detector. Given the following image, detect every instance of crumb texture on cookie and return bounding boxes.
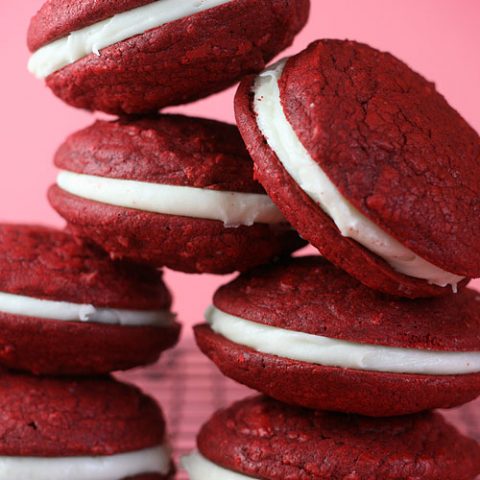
[0,224,171,309]
[197,396,480,480]
[0,374,166,457]
[279,39,480,276]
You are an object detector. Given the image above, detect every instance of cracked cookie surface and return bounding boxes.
[280,39,480,276]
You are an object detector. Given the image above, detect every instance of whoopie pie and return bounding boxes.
[0,224,180,375]
[235,39,480,298]
[28,0,310,114]
[195,256,480,416]
[49,115,305,274]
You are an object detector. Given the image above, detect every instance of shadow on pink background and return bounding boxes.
[0,0,479,327]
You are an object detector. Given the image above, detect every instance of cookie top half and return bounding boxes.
[0,373,165,456]
[54,115,265,194]
[213,256,480,351]
[0,373,174,479]
[0,223,170,309]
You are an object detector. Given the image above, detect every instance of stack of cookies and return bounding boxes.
[21,0,309,479]
[16,0,480,478]
[0,226,179,478]
[189,28,480,480]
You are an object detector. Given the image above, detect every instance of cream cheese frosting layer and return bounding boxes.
[28,0,234,78]
[0,444,170,480]
[252,60,465,290]
[182,452,257,480]
[207,306,480,375]
[57,170,285,227]
[0,291,174,327]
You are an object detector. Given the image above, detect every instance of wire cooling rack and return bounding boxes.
[118,334,480,480]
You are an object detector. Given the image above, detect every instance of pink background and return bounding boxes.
[0,0,479,328]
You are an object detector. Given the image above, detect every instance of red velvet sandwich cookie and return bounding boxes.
[183,395,480,480]
[0,372,174,479]
[235,39,480,298]
[48,115,305,274]
[0,224,180,375]
[195,256,480,416]
[27,0,310,114]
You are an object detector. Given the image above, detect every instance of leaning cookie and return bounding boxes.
[0,224,180,375]
[235,39,480,298]
[0,373,174,479]
[48,115,305,274]
[27,0,310,114]
[183,395,480,480]
[195,256,480,416]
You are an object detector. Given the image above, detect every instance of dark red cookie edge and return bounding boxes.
[0,312,180,375]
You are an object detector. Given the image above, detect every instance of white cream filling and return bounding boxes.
[182,452,257,480]
[207,306,480,375]
[0,291,174,327]
[28,0,234,78]
[57,170,284,227]
[253,60,465,290]
[0,444,170,480]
